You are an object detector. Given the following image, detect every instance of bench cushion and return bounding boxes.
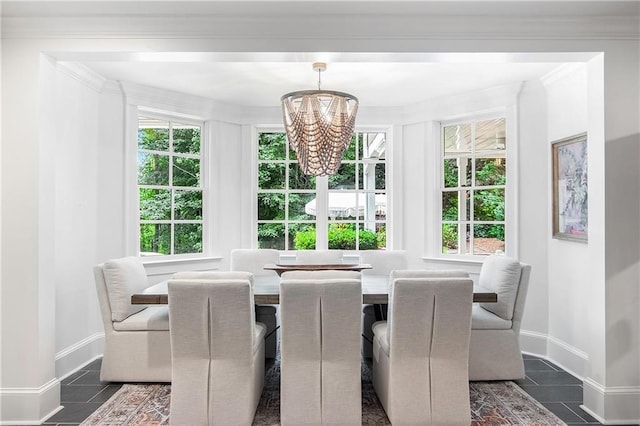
[113,306,170,331]
[478,256,522,320]
[103,256,149,322]
[471,305,512,330]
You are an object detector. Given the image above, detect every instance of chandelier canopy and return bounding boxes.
[281,62,359,176]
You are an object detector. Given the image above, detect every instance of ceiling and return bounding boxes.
[80,57,565,108]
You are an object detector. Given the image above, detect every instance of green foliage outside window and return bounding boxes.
[138,119,202,256]
[294,224,378,250]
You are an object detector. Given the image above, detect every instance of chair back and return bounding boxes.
[295,249,343,264]
[230,248,280,277]
[168,271,264,425]
[386,276,473,425]
[279,270,362,425]
[359,250,408,276]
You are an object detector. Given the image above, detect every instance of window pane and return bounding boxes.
[328,223,357,250]
[173,157,200,187]
[329,163,356,189]
[369,193,386,221]
[359,162,385,190]
[476,118,506,153]
[358,223,380,250]
[290,224,315,250]
[139,188,171,220]
[475,157,506,186]
[174,223,202,254]
[474,188,505,221]
[173,124,201,154]
[258,223,285,250]
[138,118,169,151]
[442,223,458,254]
[473,224,505,255]
[289,162,316,190]
[258,163,286,189]
[259,133,287,160]
[288,193,316,220]
[344,134,357,161]
[363,132,386,160]
[443,159,458,188]
[140,223,170,255]
[175,190,202,220]
[443,124,471,155]
[138,153,169,185]
[258,193,285,220]
[442,191,458,221]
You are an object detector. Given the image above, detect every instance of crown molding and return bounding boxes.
[540,62,588,87]
[2,2,639,40]
[55,61,107,92]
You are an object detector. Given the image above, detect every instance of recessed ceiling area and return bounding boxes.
[72,52,576,108]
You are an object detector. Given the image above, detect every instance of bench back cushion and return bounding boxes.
[103,256,149,322]
[478,255,522,320]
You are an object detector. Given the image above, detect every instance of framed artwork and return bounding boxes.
[552,132,588,242]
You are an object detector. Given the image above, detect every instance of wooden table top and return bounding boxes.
[132,274,498,305]
[263,263,372,276]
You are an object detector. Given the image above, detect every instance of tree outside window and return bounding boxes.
[138,116,203,256]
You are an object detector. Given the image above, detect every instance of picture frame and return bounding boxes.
[552,132,588,242]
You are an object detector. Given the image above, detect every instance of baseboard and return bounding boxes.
[546,335,588,379]
[0,378,61,425]
[55,332,104,380]
[583,378,640,424]
[519,329,548,356]
[519,330,587,380]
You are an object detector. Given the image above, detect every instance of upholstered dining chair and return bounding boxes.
[359,250,408,357]
[168,271,266,425]
[469,254,532,380]
[93,256,171,382]
[230,248,280,358]
[279,270,362,426]
[372,273,474,425]
[294,249,344,264]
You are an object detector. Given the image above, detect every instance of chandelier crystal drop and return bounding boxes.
[281,62,359,176]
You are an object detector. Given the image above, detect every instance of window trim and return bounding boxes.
[130,107,210,260]
[431,107,518,260]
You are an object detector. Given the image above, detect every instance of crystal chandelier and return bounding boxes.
[281,62,359,176]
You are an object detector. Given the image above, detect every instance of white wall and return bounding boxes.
[517,79,551,354]
[50,63,106,378]
[544,64,593,375]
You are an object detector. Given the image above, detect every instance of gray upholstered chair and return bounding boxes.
[372,272,473,425]
[294,249,343,264]
[469,255,532,380]
[359,250,408,357]
[168,271,265,425]
[230,248,279,358]
[93,256,171,382]
[279,270,362,426]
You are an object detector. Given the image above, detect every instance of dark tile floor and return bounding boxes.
[43,354,607,425]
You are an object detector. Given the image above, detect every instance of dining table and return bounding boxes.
[131,267,498,305]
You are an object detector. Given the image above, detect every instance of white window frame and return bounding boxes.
[132,108,210,259]
[433,108,518,260]
[254,125,393,253]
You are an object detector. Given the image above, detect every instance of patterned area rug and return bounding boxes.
[82,358,566,425]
